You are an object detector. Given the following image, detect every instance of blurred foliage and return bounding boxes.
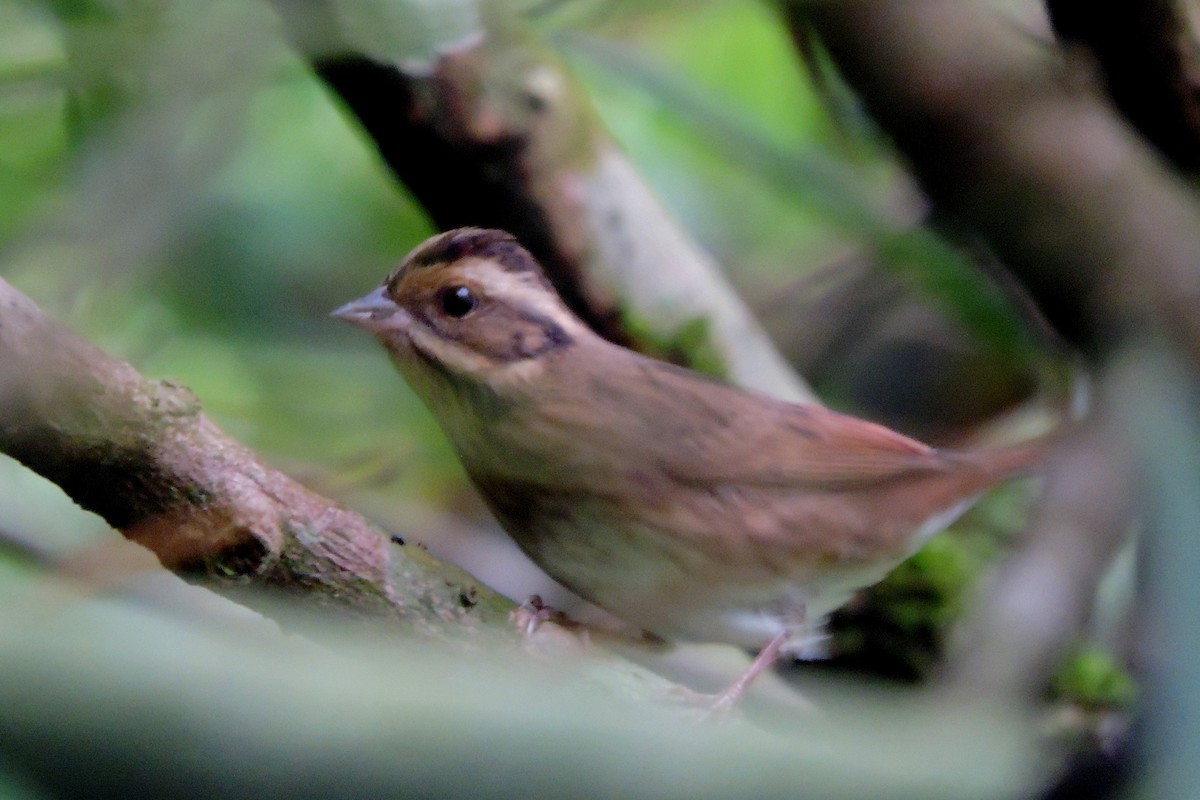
[824,532,984,681]
[1112,347,1200,799]
[561,7,1045,370]
[0,3,67,244]
[1051,648,1138,711]
[0,561,1048,799]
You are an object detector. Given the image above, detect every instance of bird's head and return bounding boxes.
[334,228,586,405]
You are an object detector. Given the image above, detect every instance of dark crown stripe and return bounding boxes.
[411,228,511,266]
[388,228,553,292]
[409,228,539,274]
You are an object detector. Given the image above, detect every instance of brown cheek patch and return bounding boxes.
[404,286,571,363]
[389,263,571,362]
[462,303,572,362]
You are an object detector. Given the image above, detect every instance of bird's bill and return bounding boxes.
[331,285,408,334]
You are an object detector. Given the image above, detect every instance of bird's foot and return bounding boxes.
[667,684,742,723]
[509,595,668,653]
[509,595,604,655]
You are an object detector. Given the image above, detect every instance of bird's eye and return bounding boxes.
[439,285,477,318]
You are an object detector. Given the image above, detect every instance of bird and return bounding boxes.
[333,227,1053,708]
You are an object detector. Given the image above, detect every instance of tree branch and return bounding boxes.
[944,409,1135,694]
[0,276,504,629]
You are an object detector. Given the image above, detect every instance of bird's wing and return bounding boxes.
[629,361,948,490]
[668,405,946,489]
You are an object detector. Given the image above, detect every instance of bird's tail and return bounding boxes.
[958,361,1089,478]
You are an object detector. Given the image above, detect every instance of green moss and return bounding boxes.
[825,532,984,681]
[1051,648,1138,711]
[620,308,727,380]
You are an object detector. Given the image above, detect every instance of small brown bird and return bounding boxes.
[334,228,1050,706]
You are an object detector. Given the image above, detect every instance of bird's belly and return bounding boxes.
[658,559,906,656]
[657,497,980,654]
[482,478,977,656]
[507,507,901,656]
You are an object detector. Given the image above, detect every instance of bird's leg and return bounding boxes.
[702,631,791,719]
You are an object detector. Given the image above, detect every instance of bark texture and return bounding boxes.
[0,277,506,631]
